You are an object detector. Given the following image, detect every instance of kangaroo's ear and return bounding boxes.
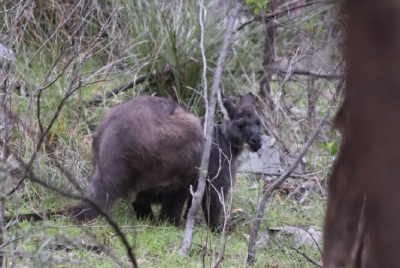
[239,93,257,107]
[221,94,237,120]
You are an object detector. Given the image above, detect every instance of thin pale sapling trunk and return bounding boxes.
[179,2,242,255]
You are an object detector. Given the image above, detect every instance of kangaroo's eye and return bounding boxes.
[256,119,261,126]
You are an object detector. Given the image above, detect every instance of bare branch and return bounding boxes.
[237,0,330,31]
[290,246,323,268]
[246,78,344,265]
[212,149,234,268]
[0,1,22,14]
[199,0,209,137]
[179,2,242,255]
[86,68,172,105]
[23,0,86,70]
[276,68,342,79]
[1,141,137,267]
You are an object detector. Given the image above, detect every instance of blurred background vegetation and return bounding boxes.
[0,0,342,266]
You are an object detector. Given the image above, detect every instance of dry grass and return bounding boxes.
[0,0,341,266]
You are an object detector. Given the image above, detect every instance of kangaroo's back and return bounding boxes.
[71,96,204,224]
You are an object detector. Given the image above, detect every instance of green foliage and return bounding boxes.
[318,135,340,159]
[0,0,340,266]
[322,141,339,158]
[4,175,324,267]
[246,0,269,15]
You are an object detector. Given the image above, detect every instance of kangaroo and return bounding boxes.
[14,93,262,230]
[65,96,204,225]
[184,93,263,230]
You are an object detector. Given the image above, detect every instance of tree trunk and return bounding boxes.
[323,1,400,267]
[179,2,241,255]
[259,0,277,110]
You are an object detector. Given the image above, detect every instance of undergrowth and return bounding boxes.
[4,176,324,267]
[0,0,341,267]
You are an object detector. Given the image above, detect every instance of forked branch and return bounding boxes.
[179,1,242,255]
[1,143,137,267]
[246,78,344,265]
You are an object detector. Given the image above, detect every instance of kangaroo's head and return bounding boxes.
[222,93,263,152]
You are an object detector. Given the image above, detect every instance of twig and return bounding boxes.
[243,171,325,179]
[0,1,22,14]
[1,104,83,195]
[179,2,242,256]
[246,78,344,265]
[23,0,85,70]
[1,147,137,267]
[53,242,105,254]
[237,0,329,31]
[290,246,323,268]
[86,68,173,105]
[31,173,137,267]
[36,50,75,135]
[4,72,81,198]
[3,4,125,197]
[87,75,147,105]
[6,0,111,197]
[198,0,211,266]
[199,0,209,137]
[276,68,342,79]
[212,145,241,267]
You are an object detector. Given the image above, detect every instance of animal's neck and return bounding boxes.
[215,123,243,160]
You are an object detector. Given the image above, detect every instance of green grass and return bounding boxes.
[4,175,325,267]
[1,0,339,266]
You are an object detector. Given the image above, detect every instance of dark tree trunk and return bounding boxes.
[323,1,400,267]
[259,0,277,111]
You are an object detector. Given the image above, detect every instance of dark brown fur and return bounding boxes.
[14,94,262,230]
[65,96,204,225]
[186,93,263,230]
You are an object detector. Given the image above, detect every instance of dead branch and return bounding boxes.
[5,5,110,197]
[251,172,309,179]
[4,75,83,198]
[86,68,174,105]
[87,75,147,105]
[22,0,86,70]
[276,68,342,79]
[0,144,137,267]
[259,0,277,110]
[129,66,342,104]
[1,104,83,195]
[87,74,147,105]
[212,155,233,268]
[179,2,242,256]
[290,246,323,268]
[1,2,139,267]
[1,41,17,267]
[0,2,22,14]
[246,78,344,265]
[237,0,330,31]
